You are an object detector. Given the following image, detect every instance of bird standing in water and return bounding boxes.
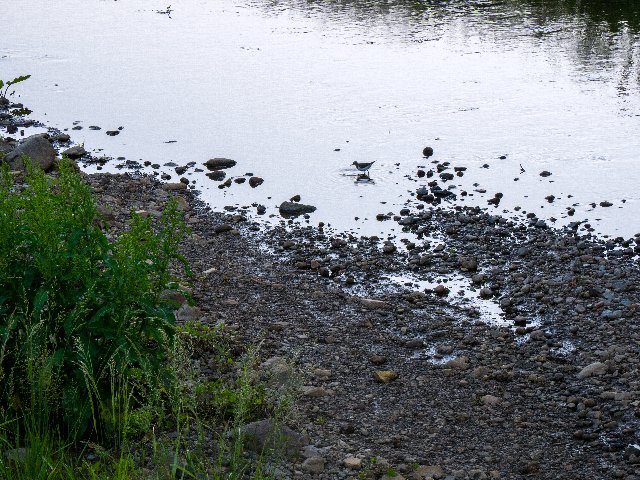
[352,161,375,177]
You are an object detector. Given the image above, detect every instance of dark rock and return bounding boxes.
[175,166,187,175]
[423,146,434,157]
[382,243,396,254]
[214,224,233,234]
[162,182,187,191]
[63,145,87,159]
[479,287,493,298]
[369,354,386,365]
[434,284,449,296]
[206,171,226,181]
[249,176,264,188]
[279,201,316,216]
[459,256,478,271]
[205,158,236,170]
[540,171,552,177]
[105,130,119,136]
[290,194,301,202]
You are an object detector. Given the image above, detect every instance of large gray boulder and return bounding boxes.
[4,134,56,171]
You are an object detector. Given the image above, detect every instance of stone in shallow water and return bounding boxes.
[278,201,316,216]
[204,157,236,170]
[249,176,264,188]
[63,145,87,159]
[206,170,226,181]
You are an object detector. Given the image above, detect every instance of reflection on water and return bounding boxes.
[254,0,640,95]
[257,0,640,34]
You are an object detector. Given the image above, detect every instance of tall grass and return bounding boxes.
[0,158,285,479]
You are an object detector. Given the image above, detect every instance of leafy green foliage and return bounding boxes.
[0,75,31,99]
[0,157,189,440]
[9,107,32,116]
[194,379,266,421]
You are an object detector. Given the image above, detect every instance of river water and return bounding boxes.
[3,0,640,238]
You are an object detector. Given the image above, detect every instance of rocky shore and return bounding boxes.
[1,106,639,479]
[82,171,640,480]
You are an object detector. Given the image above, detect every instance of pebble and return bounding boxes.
[301,456,325,474]
[374,370,399,383]
[383,243,397,254]
[577,362,608,379]
[444,356,469,370]
[343,456,362,470]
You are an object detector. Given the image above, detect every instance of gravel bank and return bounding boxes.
[82,172,640,480]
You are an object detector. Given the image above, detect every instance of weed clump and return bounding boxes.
[0,158,291,479]
[0,157,189,440]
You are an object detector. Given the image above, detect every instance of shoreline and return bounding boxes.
[86,171,640,479]
[2,105,640,478]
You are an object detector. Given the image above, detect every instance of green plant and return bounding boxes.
[0,157,189,441]
[384,466,398,477]
[0,75,31,99]
[0,157,291,479]
[9,107,32,116]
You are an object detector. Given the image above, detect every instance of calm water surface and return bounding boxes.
[3,0,640,238]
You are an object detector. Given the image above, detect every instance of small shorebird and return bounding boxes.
[352,161,375,177]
